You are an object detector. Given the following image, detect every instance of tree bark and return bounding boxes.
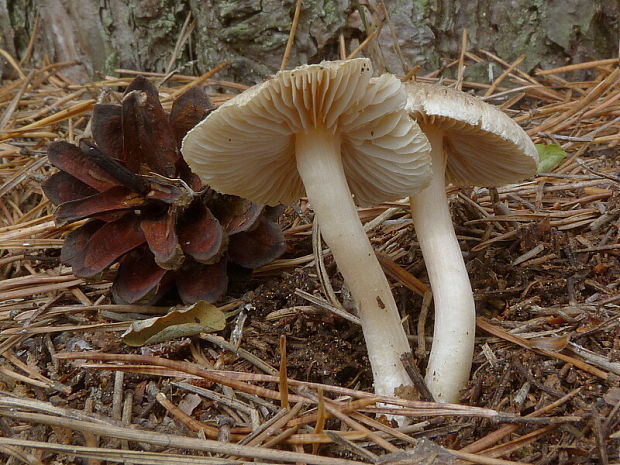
[376,0,620,81]
[1,0,618,83]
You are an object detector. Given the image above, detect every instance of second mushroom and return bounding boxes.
[405,82,539,402]
[182,59,432,399]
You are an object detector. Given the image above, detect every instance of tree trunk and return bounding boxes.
[1,0,618,83]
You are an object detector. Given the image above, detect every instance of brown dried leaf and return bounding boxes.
[121,300,226,346]
[604,387,620,406]
[140,208,184,270]
[61,215,146,277]
[228,217,286,268]
[92,104,124,161]
[378,439,456,464]
[175,258,228,304]
[177,201,225,264]
[527,334,570,352]
[54,186,145,225]
[42,171,97,205]
[122,76,179,177]
[112,246,170,304]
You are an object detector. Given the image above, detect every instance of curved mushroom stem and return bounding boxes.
[296,128,413,398]
[409,125,475,403]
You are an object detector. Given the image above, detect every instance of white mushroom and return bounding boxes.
[405,82,539,402]
[183,59,432,399]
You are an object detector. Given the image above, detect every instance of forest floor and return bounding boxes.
[0,46,619,465]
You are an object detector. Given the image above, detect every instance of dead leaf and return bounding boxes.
[527,335,570,352]
[603,387,620,406]
[122,301,226,346]
[377,439,456,464]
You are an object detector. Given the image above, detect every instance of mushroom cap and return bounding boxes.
[405,82,538,187]
[182,59,431,206]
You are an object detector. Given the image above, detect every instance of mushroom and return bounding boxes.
[182,59,432,399]
[404,82,539,402]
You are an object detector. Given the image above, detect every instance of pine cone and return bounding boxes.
[43,77,286,305]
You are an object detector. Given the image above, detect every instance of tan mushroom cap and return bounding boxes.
[405,82,538,187]
[182,59,431,206]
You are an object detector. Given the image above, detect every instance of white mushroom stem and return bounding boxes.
[409,125,476,403]
[296,128,413,397]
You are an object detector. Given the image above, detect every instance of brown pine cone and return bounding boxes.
[43,76,286,305]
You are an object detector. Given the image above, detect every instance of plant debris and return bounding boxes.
[121,300,226,346]
[0,43,619,465]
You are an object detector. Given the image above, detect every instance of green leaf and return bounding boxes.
[121,301,226,346]
[536,144,568,174]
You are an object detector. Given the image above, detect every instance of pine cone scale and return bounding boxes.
[177,201,226,264]
[112,246,171,304]
[228,217,286,269]
[140,207,185,270]
[121,77,180,177]
[54,186,145,226]
[217,199,264,235]
[176,257,228,304]
[47,141,122,192]
[42,171,97,205]
[92,104,123,162]
[63,215,146,278]
[169,87,214,147]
